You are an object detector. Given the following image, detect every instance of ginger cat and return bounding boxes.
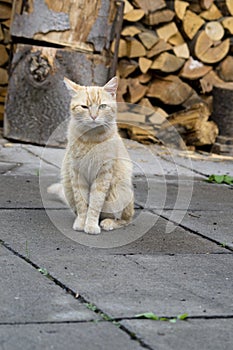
[48,76,134,234]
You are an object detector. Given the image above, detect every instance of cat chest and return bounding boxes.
[72,144,117,184]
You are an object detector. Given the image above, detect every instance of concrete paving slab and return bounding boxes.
[0,209,224,257]
[152,146,233,177]
[0,144,57,175]
[134,177,233,210]
[21,141,199,177]
[121,318,233,350]
[0,322,143,350]
[42,253,233,318]
[0,246,98,323]
[160,209,233,249]
[0,161,18,174]
[2,174,232,213]
[0,210,231,318]
[0,176,44,208]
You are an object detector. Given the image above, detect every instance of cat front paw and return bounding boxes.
[73,216,85,231]
[100,218,116,231]
[84,223,101,235]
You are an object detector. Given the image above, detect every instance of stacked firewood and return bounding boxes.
[0,0,12,122]
[115,0,233,148]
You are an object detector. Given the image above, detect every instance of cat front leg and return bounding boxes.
[84,168,112,235]
[72,175,89,231]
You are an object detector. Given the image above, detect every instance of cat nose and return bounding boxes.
[91,115,97,120]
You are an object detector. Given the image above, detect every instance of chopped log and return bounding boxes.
[156,22,178,42]
[205,21,225,41]
[195,31,230,63]
[128,126,158,144]
[173,43,190,59]
[200,0,214,10]
[200,4,222,20]
[128,78,148,103]
[11,0,118,53]
[143,9,175,26]
[168,31,185,45]
[124,9,145,22]
[185,119,218,146]
[118,59,138,78]
[222,17,233,34]
[126,37,146,58]
[121,25,142,37]
[149,108,168,126]
[116,78,128,103]
[124,0,134,14]
[200,70,233,93]
[132,0,166,13]
[174,0,189,20]
[180,57,212,79]
[151,52,185,72]
[147,75,193,105]
[138,97,155,112]
[226,0,233,15]
[146,39,172,58]
[116,39,128,58]
[183,10,205,40]
[0,68,8,85]
[117,111,146,123]
[0,2,11,19]
[188,0,202,14]
[138,30,159,49]
[218,56,233,82]
[4,44,114,145]
[0,44,9,66]
[157,103,218,147]
[0,26,4,41]
[138,73,152,83]
[139,57,152,73]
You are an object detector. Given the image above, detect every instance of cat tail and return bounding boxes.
[47,183,68,205]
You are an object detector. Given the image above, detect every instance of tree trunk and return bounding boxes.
[4,44,114,146]
[4,0,123,145]
[211,85,233,155]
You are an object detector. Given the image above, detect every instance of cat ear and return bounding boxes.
[103,76,118,97]
[63,77,79,96]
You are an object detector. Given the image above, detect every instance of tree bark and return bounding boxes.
[4,45,113,145]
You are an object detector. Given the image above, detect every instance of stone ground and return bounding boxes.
[0,134,233,350]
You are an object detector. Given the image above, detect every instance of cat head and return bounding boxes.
[64,76,118,134]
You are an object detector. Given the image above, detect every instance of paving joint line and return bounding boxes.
[153,211,233,253]
[2,313,233,327]
[0,239,153,350]
[21,145,60,170]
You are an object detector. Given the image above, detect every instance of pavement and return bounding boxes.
[0,131,233,350]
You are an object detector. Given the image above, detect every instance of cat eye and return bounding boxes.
[99,104,108,110]
[80,105,89,109]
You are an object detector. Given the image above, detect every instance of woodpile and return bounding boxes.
[0,0,12,122]
[114,0,233,150]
